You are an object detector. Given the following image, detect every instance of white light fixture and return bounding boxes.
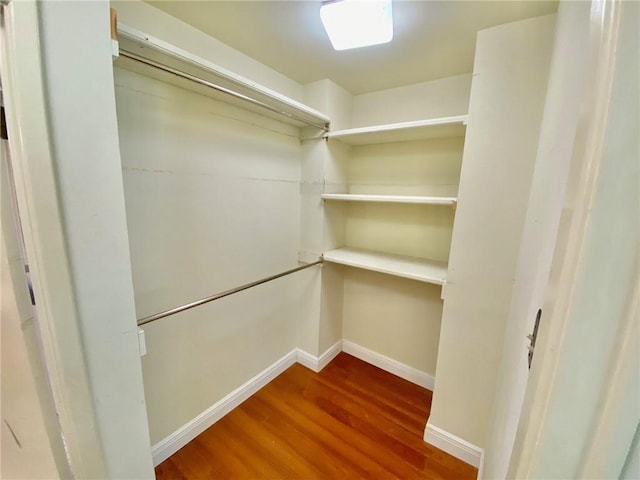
[320,0,393,51]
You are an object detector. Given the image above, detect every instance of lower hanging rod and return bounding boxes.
[137,259,323,327]
[119,50,329,132]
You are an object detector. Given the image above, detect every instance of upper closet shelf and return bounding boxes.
[323,247,447,285]
[321,193,457,206]
[114,24,330,130]
[327,115,468,145]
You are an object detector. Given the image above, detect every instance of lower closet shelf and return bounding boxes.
[323,247,447,285]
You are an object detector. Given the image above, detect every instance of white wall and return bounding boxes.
[115,67,305,443]
[344,137,462,267]
[351,74,471,127]
[303,79,353,131]
[347,137,464,197]
[428,14,556,448]
[299,79,353,356]
[342,270,443,375]
[116,69,301,317]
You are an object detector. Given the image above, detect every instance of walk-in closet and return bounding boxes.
[111,0,555,473]
[2,0,638,479]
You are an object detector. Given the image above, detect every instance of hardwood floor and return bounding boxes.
[155,353,478,479]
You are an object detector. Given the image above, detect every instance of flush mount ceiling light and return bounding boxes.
[320,0,394,51]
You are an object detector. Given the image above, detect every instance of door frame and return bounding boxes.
[0,1,108,477]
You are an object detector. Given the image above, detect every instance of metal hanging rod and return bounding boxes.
[137,259,323,327]
[119,50,329,132]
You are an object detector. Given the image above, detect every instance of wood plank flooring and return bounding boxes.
[155,353,478,479]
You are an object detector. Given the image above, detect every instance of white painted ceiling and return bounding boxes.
[147,1,557,95]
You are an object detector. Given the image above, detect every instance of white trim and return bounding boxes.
[342,339,435,390]
[424,422,484,468]
[296,341,343,373]
[316,341,343,371]
[295,342,342,372]
[477,448,486,479]
[151,350,297,466]
[295,349,318,371]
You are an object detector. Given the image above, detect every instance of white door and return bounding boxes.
[508,0,639,476]
[0,110,63,478]
[482,1,599,478]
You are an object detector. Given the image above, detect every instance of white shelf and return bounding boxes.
[323,247,447,285]
[327,115,467,145]
[321,193,457,206]
[115,24,330,130]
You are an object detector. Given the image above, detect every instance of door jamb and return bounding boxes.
[0,2,108,477]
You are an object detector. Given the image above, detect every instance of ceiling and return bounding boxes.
[147,1,558,95]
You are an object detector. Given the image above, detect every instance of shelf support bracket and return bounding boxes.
[300,128,329,143]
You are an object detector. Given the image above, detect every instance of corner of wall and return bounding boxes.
[424,421,484,469]
[303,79,354,131]
[299,78,353,357]
[350,73,473,127]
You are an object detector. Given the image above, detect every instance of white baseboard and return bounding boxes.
[341,339,435,390]
[317,340,343,370]
[477,447,485,479]
[424,421,483,468]
[151,341,439,468]
[296,340,342,372]
[151,349,298,466]
[151,342,343,466]
[295,348,318,371]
